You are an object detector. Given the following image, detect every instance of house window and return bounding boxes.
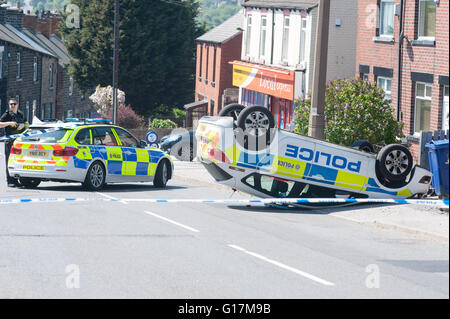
[212,45,217,85]
[259,17,267,58]
[69,77,74,96]
[418,0,436,38]
[16,53,21,79]
[205,44,209,84]
[199,44,203,81]
[210,100,215,116]
[245,16,252,56]
[443,86,449,130]
[281,16,290,62]
[299,18,307,64]
[49,64,54,88]
[33,57,38,82]
[414,82,432,133]
[380,0,395,36]
[377,77,392,100]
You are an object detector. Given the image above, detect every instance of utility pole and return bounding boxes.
[308,0,330,140]
[112,0,119,124]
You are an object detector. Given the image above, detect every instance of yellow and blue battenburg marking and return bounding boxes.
[73,146,165,176]
[223,145,412,196]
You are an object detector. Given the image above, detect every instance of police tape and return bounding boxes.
[0,197,448,207]
[0,125,80,142]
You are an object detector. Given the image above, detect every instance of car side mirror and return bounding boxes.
[139,140,147,148]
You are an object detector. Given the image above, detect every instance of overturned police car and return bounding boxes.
[196,105,432,200]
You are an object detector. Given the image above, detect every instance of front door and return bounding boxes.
[91,127,123,182]
[113,127,152,182]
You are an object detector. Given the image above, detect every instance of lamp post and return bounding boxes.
[112,0,119,124]
[308,0,330,139]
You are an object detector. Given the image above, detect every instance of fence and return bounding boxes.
[419,130,449,170]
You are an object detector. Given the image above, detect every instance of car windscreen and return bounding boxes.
[21,129,73,143]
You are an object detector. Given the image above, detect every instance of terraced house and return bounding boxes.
[0,5,95,126]
[0,5,57,121]
[356,0,449,161]
[232,0,358,129]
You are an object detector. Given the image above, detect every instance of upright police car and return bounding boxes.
[196,105,432,200]
[8,119,173,190]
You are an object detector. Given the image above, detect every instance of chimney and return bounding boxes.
[16,1,20,10]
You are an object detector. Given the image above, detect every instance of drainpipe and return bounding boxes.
[270,8,275,65]
[396,0,405,121]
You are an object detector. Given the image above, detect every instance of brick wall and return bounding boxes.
[59,68,94,120]
[195,33,242,116]
[6,44,42,122]
[40,55,58,120]
[23,14,62,37]
[356,0,449,162]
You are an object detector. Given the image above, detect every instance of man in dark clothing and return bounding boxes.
[0,98,26,187]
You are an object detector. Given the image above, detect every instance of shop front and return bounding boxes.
[231,61,303,130]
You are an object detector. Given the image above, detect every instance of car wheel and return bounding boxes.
[376,144,413,183]
[19,177,41,188]
[236,105,276,151]
[218,103,245,127]
[171,142,194,161]
[154,160,170,188]
[352,140,375,153]
[83,161,106,191]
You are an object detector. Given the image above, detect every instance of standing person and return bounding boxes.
[0,98,26,187]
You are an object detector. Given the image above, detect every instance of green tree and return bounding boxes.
[294,78,404,146]
[61,0,202,117]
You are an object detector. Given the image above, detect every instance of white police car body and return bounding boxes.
[196,105,432,200]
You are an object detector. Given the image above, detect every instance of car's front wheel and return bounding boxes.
[171,142,196,161]
[83,161,106,191]
[376,144,413,183]
[236,105,276,151]
[154,160,170,188]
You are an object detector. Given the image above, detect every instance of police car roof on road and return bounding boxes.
[8,122,173,190]
[196,104,432,203]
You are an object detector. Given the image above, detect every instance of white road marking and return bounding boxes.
[144,211,200,233]
[95,192,128,205]
[228,244,335,286]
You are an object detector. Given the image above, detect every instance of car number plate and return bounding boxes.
[28,151,49,158]
[23,165,45,171]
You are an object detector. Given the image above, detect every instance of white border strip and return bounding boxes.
[144,211,200,233]
[228,244,335,286]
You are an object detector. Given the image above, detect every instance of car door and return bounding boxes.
[90,126,123,182]
[113,127,152,182]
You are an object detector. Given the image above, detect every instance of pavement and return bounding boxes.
[0,148,448,298]
[173,158,449,244]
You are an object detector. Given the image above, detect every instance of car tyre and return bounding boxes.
[236,105,276,151]
[83,161,106,191]
[18,177,41,188]
[218,103,245,127]
[352,140,375,153]
[171,142,196,161]
[154,160,170,188]
[376,144,413,183]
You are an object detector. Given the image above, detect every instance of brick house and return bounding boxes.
[185,11,243,128]
[23,12,96,120]
[0,7,58,122]
[356,0,449,161]
[232,0,358,130]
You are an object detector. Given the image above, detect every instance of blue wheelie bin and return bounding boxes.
[426,140,449,199]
